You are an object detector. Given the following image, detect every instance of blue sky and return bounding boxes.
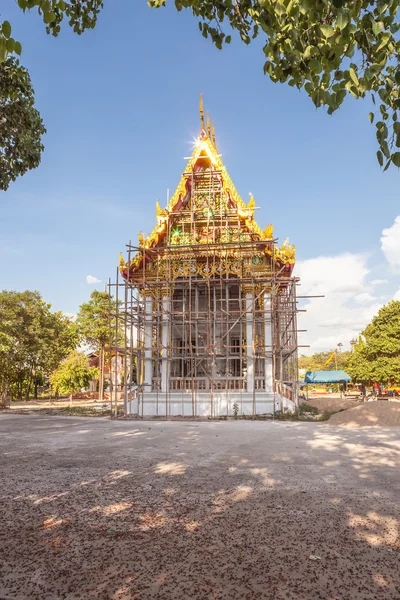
[1,1,399,352]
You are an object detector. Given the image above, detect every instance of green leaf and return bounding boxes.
[393,153,400,168]
[349,67,359,86]
[304,45,314,59]
[377,150,383,166]
[286,0,296,16]
[309,59,322,74]
[376,32,391,52]
[368,112,374,123]
[225,35,231,44]
[381,141,390,159]
[304,81,313,94]
[383,159,391,172]
[335,89,346,105]
[395,71,400,85]
[2,21,11,39]
[44,12,56,24]
[14,41,22,55]
[320,25,334,38]
[372,20,383,37]
[332,0,345,7]
[6,38,15,52]
[336,12,349,31]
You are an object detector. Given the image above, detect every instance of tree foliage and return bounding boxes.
[76,290,120,401]
[50,350,98,396]
[347,301,400,383]
[76,290,114,349]
[0,290,78,399]
[0,57,46,191]
[1,0,399,183]
[149,0,400,169]
[298,349,352,372]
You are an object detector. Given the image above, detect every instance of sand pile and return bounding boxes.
[328,401,400,427]
[306,397,359,413]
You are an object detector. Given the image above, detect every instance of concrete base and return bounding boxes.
[127,392,295,417]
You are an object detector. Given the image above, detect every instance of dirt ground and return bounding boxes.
[328,401,400,427]
[1,415,400,600]
[306,396,360,413]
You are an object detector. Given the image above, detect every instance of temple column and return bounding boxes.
[264,292,273,394]
[245,290,254,394]
[144,294,153,392]
[161,292,171,393]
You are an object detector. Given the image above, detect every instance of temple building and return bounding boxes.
[117,97,299,417]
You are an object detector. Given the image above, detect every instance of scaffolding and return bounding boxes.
[107,107,302,418]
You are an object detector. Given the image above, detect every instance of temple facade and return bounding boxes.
[118,98,299,417]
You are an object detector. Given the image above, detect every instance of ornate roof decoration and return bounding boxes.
[120,95,295,281]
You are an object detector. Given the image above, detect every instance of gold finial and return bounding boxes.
[199,93,205,129]
[264,224,274,239]
[247,194,255,215]
[206,112,211,135]
[156,200,163,219]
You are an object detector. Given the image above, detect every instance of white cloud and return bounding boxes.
[86,275,101,284]
[394,289,400,301]
[354,292,376,305]
[381,216,400,270]
[369,279,388,286]
[296,253,382,354]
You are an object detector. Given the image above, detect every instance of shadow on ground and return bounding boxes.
[0,415,399,600]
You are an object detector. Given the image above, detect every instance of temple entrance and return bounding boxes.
[169,281,248,392]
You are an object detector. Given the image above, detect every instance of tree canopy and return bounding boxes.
[347,301,400,384]
[50,351,98,397]
[298,349,352,373]
[0,290,78,399]
[152,0,400,167]
[0,57,46,191]
[0,0,399,189]
[76,290,114,350]
[76,290,120,401]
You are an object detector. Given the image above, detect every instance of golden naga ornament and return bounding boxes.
[264,224,274,240]
[156,200,163,220]
[247,194,255,217]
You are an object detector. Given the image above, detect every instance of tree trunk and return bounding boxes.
[25,371,32,401]
[99,345,105,403]
[34,378,38,400]
[1,381,7,408]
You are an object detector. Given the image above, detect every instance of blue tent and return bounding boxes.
[304,370,351,384]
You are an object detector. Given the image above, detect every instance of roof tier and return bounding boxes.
[120,97,295,283]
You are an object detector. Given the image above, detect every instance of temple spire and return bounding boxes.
[199,93,205,129]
